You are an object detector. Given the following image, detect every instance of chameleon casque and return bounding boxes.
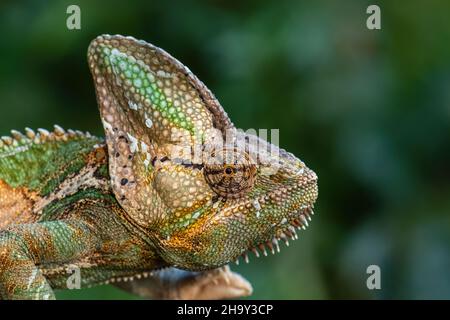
[0,35,318,300]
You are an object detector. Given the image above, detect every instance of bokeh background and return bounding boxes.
[0,0,449,299]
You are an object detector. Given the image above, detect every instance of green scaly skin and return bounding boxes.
[0,35,318,300]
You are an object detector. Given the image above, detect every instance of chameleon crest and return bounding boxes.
[0,35,318,299]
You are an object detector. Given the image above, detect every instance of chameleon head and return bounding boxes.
[87,34,318,270]
[153,131,318,269]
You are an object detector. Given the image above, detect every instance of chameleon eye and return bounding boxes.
[204,149,257,199]
[224,166,234,175]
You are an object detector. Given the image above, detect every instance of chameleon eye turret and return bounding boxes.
[203,147,257,199]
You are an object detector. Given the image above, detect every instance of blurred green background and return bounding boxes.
[1,0,449,299]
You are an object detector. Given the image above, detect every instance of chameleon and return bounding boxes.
[0,35,318,300]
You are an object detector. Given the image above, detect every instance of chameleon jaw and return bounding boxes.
[233,205,315,265]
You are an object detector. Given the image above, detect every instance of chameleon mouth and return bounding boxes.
[233,205,315,265]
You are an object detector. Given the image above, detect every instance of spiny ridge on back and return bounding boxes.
[0,125,98,149]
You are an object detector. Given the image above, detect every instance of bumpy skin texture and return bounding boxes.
[0,35,318,300]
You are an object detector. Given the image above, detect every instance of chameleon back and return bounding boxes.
[0,128,109,228]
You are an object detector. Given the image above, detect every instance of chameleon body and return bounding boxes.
[0,35,318,299]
